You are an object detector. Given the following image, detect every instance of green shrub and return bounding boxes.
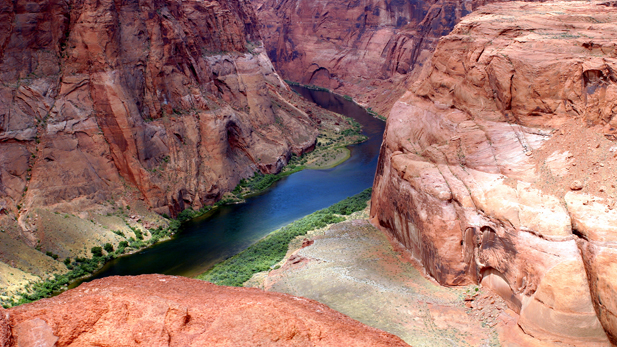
[133,228,143,240]
[6,256,108,307]
[199,188,371,287]
[90,246,103,257]
[104,243,114,253]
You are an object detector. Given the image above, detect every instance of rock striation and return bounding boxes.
[0,0,318,220]
[0,0,356,290]
[254,0,510,115]
[0,274,409,346]
[371,1,617,345]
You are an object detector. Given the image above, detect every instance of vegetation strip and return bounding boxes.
[198,188,372,287]
[2,223,180,308]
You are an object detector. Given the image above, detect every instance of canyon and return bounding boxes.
[254,0,499,116]
[2,0,617,344]
[0,0,356,295]
[371,1,617,345]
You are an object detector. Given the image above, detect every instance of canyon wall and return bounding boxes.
[0,0,351,294]
[254,0,507,115]
[0,275,410,346]
[371,1,617,345]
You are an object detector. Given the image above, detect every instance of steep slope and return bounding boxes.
[254,0,507,115]
[371,1,617,345]
[0,0,354,296]
[0,275,410,346]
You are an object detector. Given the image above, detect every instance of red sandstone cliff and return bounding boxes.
[254,0,506,115]
[0,274,410,346]
[0,0,317,219]
[0,0,357,290]
[371,1,617,345]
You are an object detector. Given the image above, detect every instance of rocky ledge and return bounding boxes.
[0,275,409,346]
[371,1,617,345]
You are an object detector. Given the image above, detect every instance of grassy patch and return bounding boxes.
[367,107,386,121]
[3,223,180,308]
[198,188,372,287]
[284,80,330,92]
[233,160,306,198]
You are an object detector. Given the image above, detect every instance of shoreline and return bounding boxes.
[1,85,377,308]
[198,188,372,286]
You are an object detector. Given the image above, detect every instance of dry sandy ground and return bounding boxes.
[249,211,567,346]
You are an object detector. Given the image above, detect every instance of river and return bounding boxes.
[74,86,385,284]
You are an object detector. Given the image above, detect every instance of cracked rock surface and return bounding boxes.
[371,1,617,345]
[0,274,409,346]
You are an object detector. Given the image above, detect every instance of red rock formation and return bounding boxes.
[371,1,617,345]
[0,275,409,346]
[0,0,319,218]
[254,0,506,115]
[0,0,361,282]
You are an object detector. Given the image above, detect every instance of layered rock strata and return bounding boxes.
[0,275,409,346]
[0,0,351,290]
[371,1,617,345]
[255,0,509,115]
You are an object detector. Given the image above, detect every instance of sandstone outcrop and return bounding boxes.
[255,0,510,115]
[0,0,353,290]
[371,1,617,345]
[0,274,409,346]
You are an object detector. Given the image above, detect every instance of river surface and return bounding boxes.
[76,86,385,284]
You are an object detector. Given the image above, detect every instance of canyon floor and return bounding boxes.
[247,209,563,347]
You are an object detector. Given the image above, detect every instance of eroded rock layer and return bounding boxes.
[371,1,617,344]
[0,275,409,346]
[0,0,354,289]
[255,0,505,115]
[0,0,318,219]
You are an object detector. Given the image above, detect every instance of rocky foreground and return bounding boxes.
[0,274,408,346]
[371,1,617,345]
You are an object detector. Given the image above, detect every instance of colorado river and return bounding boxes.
[75,86,385,283]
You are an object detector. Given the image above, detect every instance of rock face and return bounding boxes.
[254,0,504,115]
[371,1,617,345]
[0,275,409,346]
[0,0,357,288]
[0,0,318,219]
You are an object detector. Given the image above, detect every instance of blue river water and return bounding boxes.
[76,86,385,282]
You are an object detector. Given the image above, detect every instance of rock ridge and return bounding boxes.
[371,1,617,345]
[0,275,410,346]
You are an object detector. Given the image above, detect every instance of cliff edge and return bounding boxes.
[0,275,409,346]
[371,1,617,344]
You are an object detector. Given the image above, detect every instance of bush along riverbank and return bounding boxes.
[2,223,180,308]
[180,116,367,221]
[197,188,372,286]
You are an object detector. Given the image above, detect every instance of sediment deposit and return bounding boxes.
[371,1,617,344]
